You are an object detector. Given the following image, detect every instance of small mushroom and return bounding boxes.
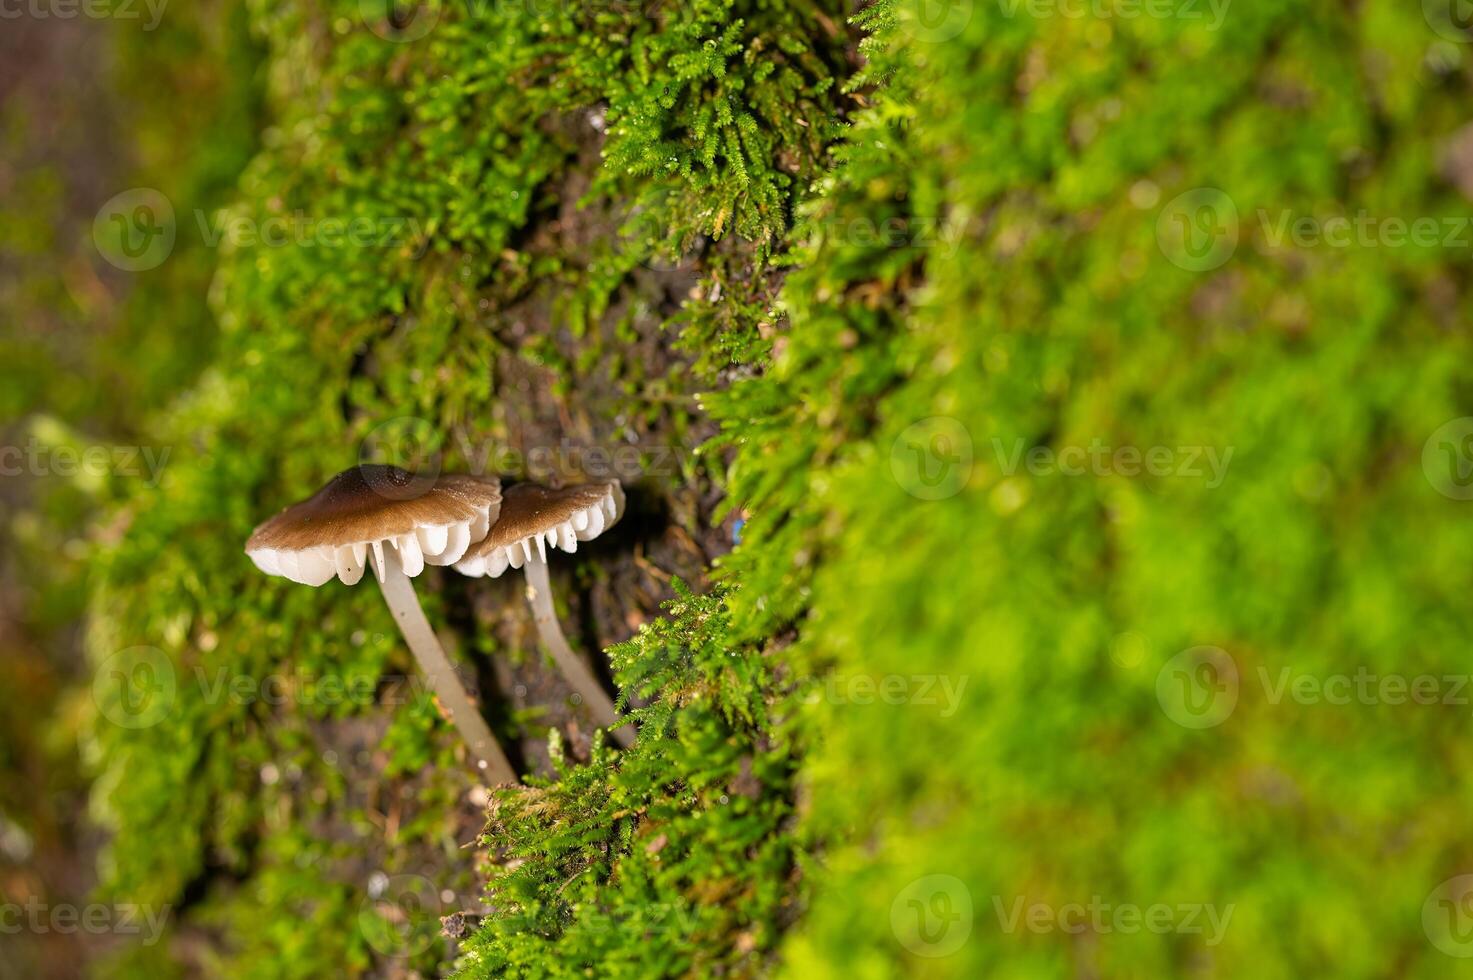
[245,464,515,782]
[453,481,634,747]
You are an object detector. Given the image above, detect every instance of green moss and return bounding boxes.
[69,1,853,974]
[718,2,1473,977]
[458,583,803,977]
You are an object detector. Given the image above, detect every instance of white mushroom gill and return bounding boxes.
[448,481,634,749]
[243,471,513,782]
[245,508,492,588]
[451,488,619,580]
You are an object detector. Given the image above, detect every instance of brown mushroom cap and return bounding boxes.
[246,465,502,587]
[453,481,623,578]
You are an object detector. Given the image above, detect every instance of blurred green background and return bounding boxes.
[5,0,1473,977]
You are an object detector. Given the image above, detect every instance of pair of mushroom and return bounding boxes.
[244,465,632,784]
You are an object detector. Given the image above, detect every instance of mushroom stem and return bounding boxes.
[522,555,634,748]
[375,547,516,782]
